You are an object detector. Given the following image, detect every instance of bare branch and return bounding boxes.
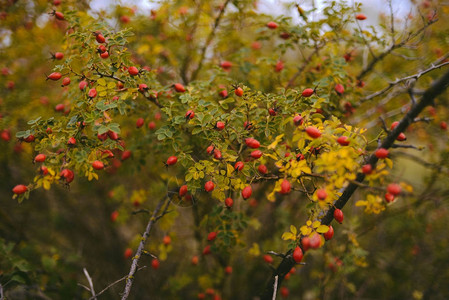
[83,268,97,300]
[120,197,167,300]
[272,275,278,300]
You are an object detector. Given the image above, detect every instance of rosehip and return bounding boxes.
[54,52,64,60]
[174,83,186,92]
[166,156,178,166]
[34,154,46,162]
[213,149,222,160]
[266,21,278,29]
[310,233,321,249]
[324,225,334,240]
[151,259,160,269]
[12,184,28,194]
[79,80,88,90]
[215,121,225,131]
[92,160,104,170]
[121,150,132,161]
[207,231,217,241]
[293,115,304,126]
[263,254,273,263]
[268,108,277,116]
[242,186,252,199]
[397,132,406,141]
[219,89,228,98]
[279,179,291,194]
[204,181,215,192]
[362,164,373,174]
[234,161,244,171]
[335,84,344,95]
[62,77,70,86]
[258,164,268,174]
[387,183,401,196]
[179,185,188,197]
[124,248,132,259]
[100,51,109,59]
[107,131,119,140]
[55,103,65,111]
[60,169,74,183]
[245,138,260,148]
[47,72,62,81]
[95,33,106,43]
[375,148,389,159]
[302,88,314,97]
[293,246,303,263]
[234,87,243,97]
[305,126,321,138]
[337,136,350,146]
[185,110,195,119]
[202,245,211,255]
[356,13,367,20]
[317,189,327,200]
[385,193,395,203]
[440,121,447,130]
[334,208,344,223]
[163,235,171,245]
[251,150,263,159]
[225,266,232,274]
[191,256,199,265]
[136,118,144,128]
[225,197,233,208]
[54,11,64,20]
[128,66,139,76]
[67,137,76,145]
[275,61,284,72]
[301,237,310,251]
[220,61,232,70]
[148,121,156,130]
[88,88,97,98]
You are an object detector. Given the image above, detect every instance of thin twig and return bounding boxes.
[120,197,167,300]
[83,268,97,300]
[272,275,278,300]
[89,266,146,300]
[285,43,325,89]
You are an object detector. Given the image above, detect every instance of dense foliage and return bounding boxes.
[1,0,449,299]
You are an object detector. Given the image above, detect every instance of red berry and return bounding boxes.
[138,83,148,92]
[268,108,277,116]
[375,148,389,159]
[54,52,64,60]
[151,259,160,269]
[166,156,178,166]
[324,225,334,240]
[302,88,314,97]
[234,87,243,97]
[136,118,144,128]
[234,161,244,171]
[121,150,132,161]
[266,21,278,29]
[280,287,289,298]
[334,209,344,223]
[24,134,35,143]
[1,130,11,141]
[251,150,263,159]
[292,246,303,263]
[100,51,109,59]
[79,80,87,90]
[296,153,305,161]
[185,110,195,119]
[390,121,399,130]
[128,66,139,76]
[280,32,291,39]
[213,149,222,160]
[225,266,232,274]
[225,197,233,208]
[34,154,46,162]
[245,138,260,148]
[220,61,232,70]
[204,181,215,192]
[263,254,273,263]
[163,235,171,245]
[62,77,71,86]
[120,15,130,23]
[334,84,344,95]
[317,189,327,200]
[55,103,65,112]
[279,179,291,194]
[362,164,372,174]
[215,121,225,131]
[107,131,119,140]
[384,193,394,203]
[396,132,406,141]
[98,45,107,53]
[242,186,252,199]
[47,72,62,81]
[219,89,228,98]
[305,126,321,138]
[207,231,217,241]
[243,121,252,130]
[88,88,97,98]
[174,83,186,92]
[12,184,28,194]
[440,121,447,130]
[258,164,268,174]
[148,121,156,130]
[191,256,199,265]
[124,248,132,259]
[92,160,104,170]
[95,33,106,43]
[275,61,284,72]
[67,137,76,145]
[301,237,310,251]
[60,169,74,183]
[202,245,211,255]
[337,136,350,146]
[40,166,49,175]
[179,185,188,197]
[54,11,64,20]
[387,183,401,196]
[356,13,367,20]
[293,115,304,126]
[310,233,321,249]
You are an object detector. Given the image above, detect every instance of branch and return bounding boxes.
[189,0,231,82]
[285,43,325,89]
[272,275,278,300]
[260,67,449,300]
[89,266,146,300]
[361,61,449,101]
[83,268,96,300]
[120,197,167,300]
[0,283,4,300]
[357,18,437,81]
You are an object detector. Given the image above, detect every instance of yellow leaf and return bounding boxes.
[97,78,106,86]
[107,82,116,89]
[43,180,51,190]
[99,91,108,97]
[248,243,260,256]
[281,232,295,241]
[316,225,329,233]
[290,225,297,236]
[267,134,284,150]
[385,158,393,169]
[227,164,234,176]
[312,220,321,228]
